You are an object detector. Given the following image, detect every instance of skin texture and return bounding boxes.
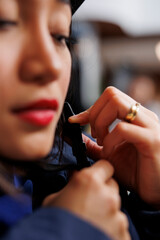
[0,0,72,160]
[0,1,131,239]
[43,160,130,240]
[69,86,160,209]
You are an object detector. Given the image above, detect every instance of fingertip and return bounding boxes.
[68,115,79,123]
[68,112,84,122]
[69,111,89,124]
[96,137,104,146]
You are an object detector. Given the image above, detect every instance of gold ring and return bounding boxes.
[125,103,140,122]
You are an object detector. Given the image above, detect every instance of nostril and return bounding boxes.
[19,56,61,84]
[33,73,54,84]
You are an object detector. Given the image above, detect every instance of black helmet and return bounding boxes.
[71,0,85,14]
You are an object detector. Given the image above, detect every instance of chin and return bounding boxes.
[1,133,55,161]
[19,138,54,161]
[21,145,52,160]
[3,142,53,161]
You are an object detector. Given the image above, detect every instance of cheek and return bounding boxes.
[0,42,20,103]
[60,53,72,98]
[0,44,72,159]
[0,53,15,121]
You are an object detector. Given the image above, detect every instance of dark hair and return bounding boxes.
[53,21,80,159]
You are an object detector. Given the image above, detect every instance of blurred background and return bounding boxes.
[70,0,160,125]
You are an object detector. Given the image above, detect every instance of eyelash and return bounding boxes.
[0,19,76,47]
[0,19,17,28]
[52,34,76,46]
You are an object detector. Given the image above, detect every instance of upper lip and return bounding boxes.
[12,99,59,113]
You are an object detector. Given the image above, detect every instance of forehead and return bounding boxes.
[0,0,72,21]
[0,0,71,10]
[0,0,70,3]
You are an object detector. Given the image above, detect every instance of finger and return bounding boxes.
[103,186,121,213]
[102,121,152,158]
[82,134,103,160]
[88,87,118,133]
[88,160,114,182]
[68,106,92,125]
[106,212,130,240]
[90,87,158,133]
[153,112,160,122]
[115,212,131,240]
[126,104,159,128]
[69,87,159,130]
[92,98,159,144]
[68,88,118,131]
[107,178,119,194]
[69,107,98,139]
[69,87,114,126]
[90,98,132,143]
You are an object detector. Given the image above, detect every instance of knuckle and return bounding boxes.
[106,194,120,212]
[115,122,127,133]
[75,169,99,186]
[111,94,120,106]
[153,112,159,122]
[96,160,114,176]
[104,86,118,98]
[106,161,114,174]
[104,87,120,106]
[108,178,120,193]
[148,109,159,122]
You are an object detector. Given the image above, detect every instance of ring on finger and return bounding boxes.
[125,102,140,122]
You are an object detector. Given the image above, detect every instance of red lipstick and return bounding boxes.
[13,99,59,126]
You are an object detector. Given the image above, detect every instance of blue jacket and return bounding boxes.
[0,142,159,240]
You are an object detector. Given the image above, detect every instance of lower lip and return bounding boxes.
[16,110,55,126]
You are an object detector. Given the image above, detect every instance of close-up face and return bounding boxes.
[0,0,72,160]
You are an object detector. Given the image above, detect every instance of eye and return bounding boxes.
[0,19,17,30]
[52,34,76,47]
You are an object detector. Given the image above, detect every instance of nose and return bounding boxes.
[19,28,62,84]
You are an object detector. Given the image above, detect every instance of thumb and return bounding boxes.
[82,134,103,161]
[68,107,92,125]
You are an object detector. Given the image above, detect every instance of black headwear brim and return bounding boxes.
[71,0,85,15]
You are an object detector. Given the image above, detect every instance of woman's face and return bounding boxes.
[0,0,72,160]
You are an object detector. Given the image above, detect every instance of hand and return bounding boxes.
[69,86,160,208]
[43,160,130,240]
